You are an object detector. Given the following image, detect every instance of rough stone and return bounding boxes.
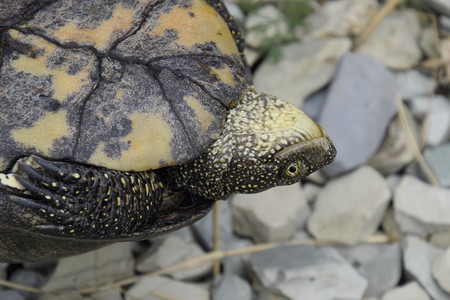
[9,269,45,300]
[424,143,450,188]
[247,244,368,300]
[43,243,134,291]
[381,282,431,300]
[420,26,440,59]
[0,290,27,300]
[318,53,398,177]
[136,234,212,281]
[302,182,321,204]
[335,243,402,297]
[403,235,449,300]
[87,289,122,300]
[394,175,450,236]
[126,276,209,300]
[253,38,351,107]
[356,10,422,70]
[423,0,450,16]
[408,95,450,147]
[367,105,419,175]
[297,0,378,39]
[40,292,85,300]
[232,184,310,243]
[307,166,391,244]
[302,89,327,120]
[244,4,289,49]
[440,15,450,32]
[381,207,403,242]
[433,248,450,294]
[395,70,437,99]
[212,275,252,300]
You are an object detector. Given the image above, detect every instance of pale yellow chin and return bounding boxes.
[296,113,329,142]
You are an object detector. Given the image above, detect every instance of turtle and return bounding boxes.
[0,0,336,262]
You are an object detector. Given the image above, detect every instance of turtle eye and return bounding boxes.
[285,162,301,177]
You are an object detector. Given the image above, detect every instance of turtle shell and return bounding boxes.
[0,0,248,173]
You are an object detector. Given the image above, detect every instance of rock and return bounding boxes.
[424,144,450,188]
[440,15,450,32]
[420,26,440,59]
[301,89,328,120]
[381,207,403,242]
[395,70,437,99]
[307,166,391,244]
[367,105,419,175]
[381,282,431,300]
[87,289,122,300]
[394,175,450,236]
[318,53,398,177]
[232,184,310,243]
[136,234,213,281]
[253,38,351,107]
[0,290,27,300]
[302,182,321,204]
[247,244,368,300]
[0,262,7,280]
[423,0,450,16]
[9,269,45,300]
[433,248,450,294]
[335,243,402,297]
[243,47,260,67]
[126,276,209,300]
[356,10,422,70]
[244,4,289,49]
[408,95,450,147]
[431,233,450,248]
[297,0,378,39]
[40,291,85,300]
[212,275,252,300]
[402,235,450,300]
[43,243,134,291]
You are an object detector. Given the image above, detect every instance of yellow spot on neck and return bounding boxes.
[11,110,70,156]
[53,4,135,52]
[8,29,93,102]
[150,0,239,56]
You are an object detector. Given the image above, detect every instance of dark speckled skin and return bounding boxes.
[0,0,245,262]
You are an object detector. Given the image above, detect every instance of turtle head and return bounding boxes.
[171,87,336,200]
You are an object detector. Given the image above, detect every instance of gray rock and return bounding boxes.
[9,269,45,300]
[212,275,252,300]
[424,143,450,187]
[87,289,122,300]
[381,207,403,242]
[43,243,134,291]
[367,105,419,175]
[395,70,436,99]
[253,38,351,107]
[126,276,209,300]
[408,95,450,147]
[403,235,450,300]
[297,0,378,39]
[433,248,450,294]
[420,26,440,59]
[381,282,431,300]
[423,0,450,16]
[0,290,26,300]
[335,243,402,297]
[232,184,310,243]
[431,232,450,248]
[40,291,85,300]
[440,15,450,32]
[307,166,391,244]
[302,89,328,120]
[318,53,398,177]
[394,175,450,236]
[136,234,213,281]
[247,244,368,300]
[244,4,289,49]
[302,182,321,204]
[356,10,422,70]
[0,262,7,280]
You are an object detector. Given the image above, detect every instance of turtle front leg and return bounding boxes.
[10,155,163,238]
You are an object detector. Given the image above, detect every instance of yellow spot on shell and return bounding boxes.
[88,112,174,171]
[8,29,93,102]
[11,111,70,156]
[150,0,239,56]
[184,95,215,134]
[53,4,135,52]
[210,66,236,87]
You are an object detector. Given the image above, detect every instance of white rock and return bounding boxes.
[126,276,209,300]
[420,26,440,59]
[253,38,351,107]
[433,248,450,294]
[40,291,84,300]
[424,143,450,188]
[394,175,450,236]
[423,0,450,16]
[402,235,450,300]
[356,10,422,70]
[381,207,403,242]
[381,282,431,300]
[247,244,368,300]
[244,4,289,49]
[409,95,450,147]
[88,289,122,300]
[232,184,310,243]
[307,166,391,244]
[43,243,134,291]
[136,234,212,281]
[395,70,436,99]
[302,182,321,204]
[298,0,378,39]
[212,275,252,300]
